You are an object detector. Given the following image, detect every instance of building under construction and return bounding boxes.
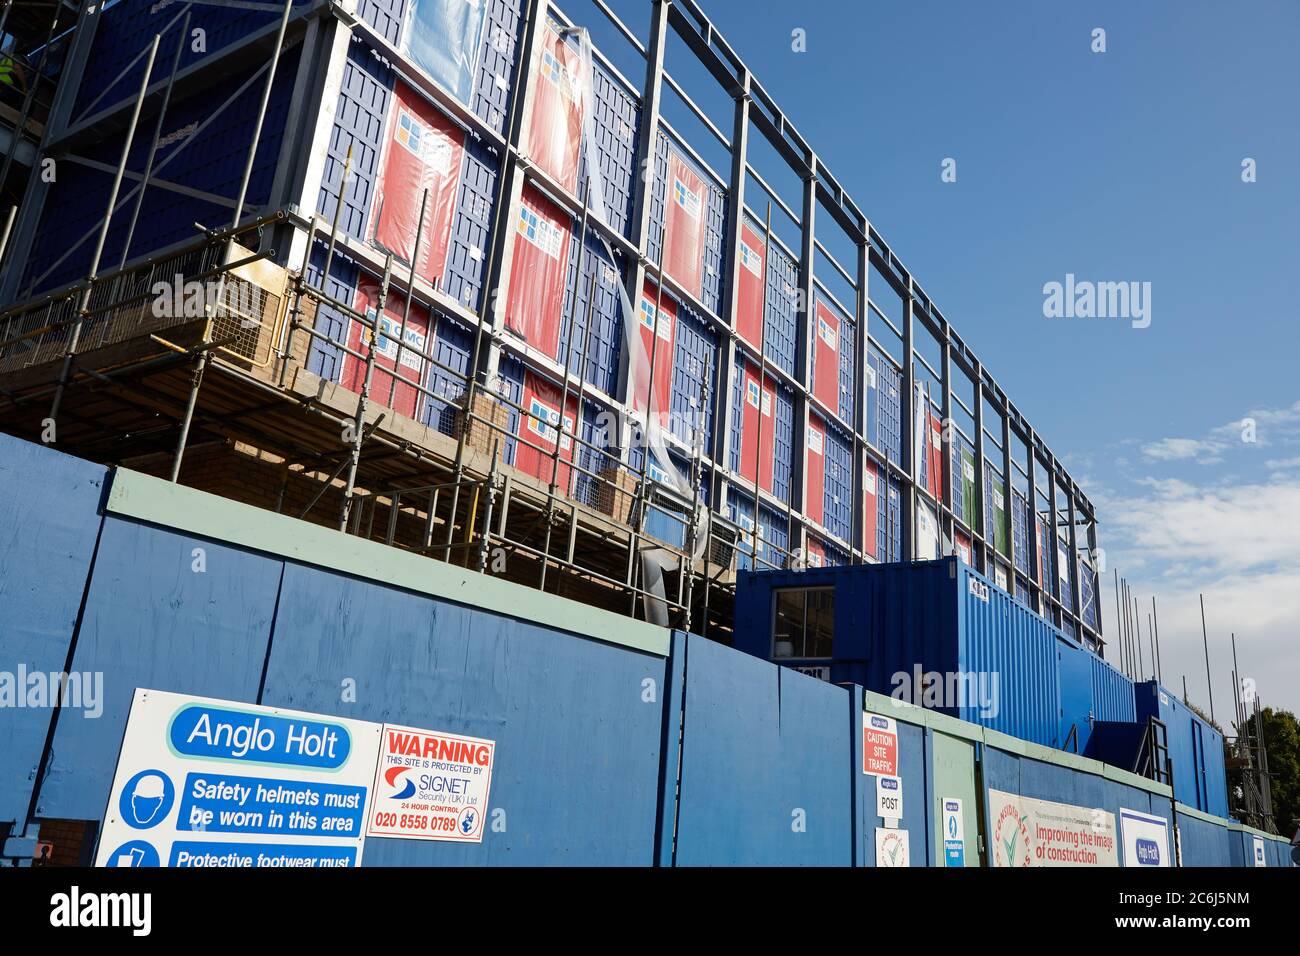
[0,0,1102,645]
[1,0,1295,871]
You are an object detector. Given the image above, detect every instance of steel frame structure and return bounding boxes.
[0,0,1102,647]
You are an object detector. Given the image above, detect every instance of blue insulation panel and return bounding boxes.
[668,634,852,866]
[262,561,666,866]
[25,49,299,294]
[304,244,360,382]
[443,135,499,311]
[585,59,640,238]
[495,352,525,466]
[72,0,310,121]
[358,0,408,47]
[763,237,799,375]
[423,311,475,436]
[838,315,857,425]
[37,517,282,819]
[1012,491,1030,574]
[866,346,901,464]
[318,39,394,244]
[469,0,523,136]
[669,301,718,449]
[822,421,852,544]
[877,469,902,563]
[0,437,105,826]
[559,231,625,398]
[728,491,789,571]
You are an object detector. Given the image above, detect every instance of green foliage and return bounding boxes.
[1259,708,1300,836]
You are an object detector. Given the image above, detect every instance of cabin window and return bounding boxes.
[772,587,834,659]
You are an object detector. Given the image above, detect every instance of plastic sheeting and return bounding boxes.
[526,20,584,193]
[372,78,464,287]
[404,0,487,105]
[505,184,572,354]
[341,276,434,423]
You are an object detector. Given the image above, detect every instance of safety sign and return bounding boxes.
[942,797,965,867]
[876,775,903,820]
[862,712,898,776]
[1252,835,1266,867]
[366,723,496,843]
[1119,807,1170,867]
[95,689,383,868]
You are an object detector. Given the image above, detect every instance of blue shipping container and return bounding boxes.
[732,558,1064,748]
[1134,680,1229,818]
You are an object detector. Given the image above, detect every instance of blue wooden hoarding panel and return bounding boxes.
[37,518,282,819]
[0,437,106,825]
[262,562,666,865]
[671,633,850,865]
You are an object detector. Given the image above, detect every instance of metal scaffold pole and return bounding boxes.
[48,33,161,431]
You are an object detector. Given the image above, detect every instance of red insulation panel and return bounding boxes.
[805,416,825,527]
[863,457,879,559]
[956,529,973,565]
[812,298,841,411]
[341,277,433,423]
[633,281,675,418]
[735,220,765,347]
[925,410,944,501]
[505,184,572,356]
[735,368,778,495]
[661,148,705,301]
[371,79,464,288]
[515,369,579,492]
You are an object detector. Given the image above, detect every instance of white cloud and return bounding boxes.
[1141,437,1223,462]
[1098,473,1300,714]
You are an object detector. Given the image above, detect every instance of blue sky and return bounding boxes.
[590,0,1300,716]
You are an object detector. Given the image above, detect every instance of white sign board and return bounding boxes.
[875,827,909,867]
[366,723,496,842]
[1253,836,1267,867]
[988,788,1118,867]
[1119,807,1170,867]
[95,689,382,868]
[876,775,903,820]
[942,797,965,867]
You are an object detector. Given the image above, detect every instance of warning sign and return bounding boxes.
[367,724,496,843]
[862,712,898,776]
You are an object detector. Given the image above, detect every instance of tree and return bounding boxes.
[1258,708,1300,837]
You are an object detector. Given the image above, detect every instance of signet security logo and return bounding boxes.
[385,765,417,799]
